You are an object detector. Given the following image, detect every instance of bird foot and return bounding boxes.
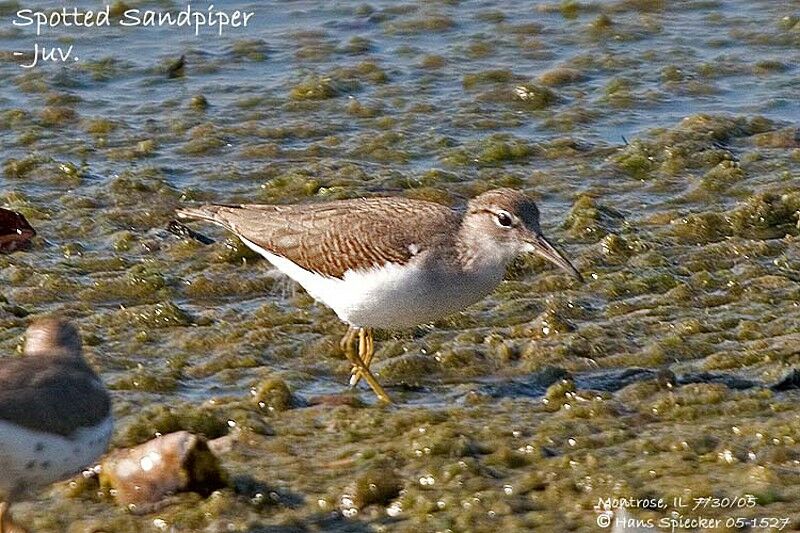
[349,327,375,388]
[340,327,390,403]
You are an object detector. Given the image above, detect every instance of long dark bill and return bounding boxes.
[529,233,584,283]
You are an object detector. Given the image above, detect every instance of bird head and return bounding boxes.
[24,318,83,359]
[463,188,583,282]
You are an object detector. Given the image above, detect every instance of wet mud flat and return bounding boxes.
[1,0,800,531]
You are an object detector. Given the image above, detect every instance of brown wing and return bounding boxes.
[0,357,111,437]
[177,197,459,278]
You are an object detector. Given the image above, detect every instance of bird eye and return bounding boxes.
[495,211,513,228]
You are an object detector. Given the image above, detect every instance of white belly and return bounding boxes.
[0,416,113,499]
[241,238,503,328]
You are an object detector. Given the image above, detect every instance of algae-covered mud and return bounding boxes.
[1,0,799,531]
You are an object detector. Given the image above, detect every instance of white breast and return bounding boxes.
[0,416,113,498]
[241,238,504,328]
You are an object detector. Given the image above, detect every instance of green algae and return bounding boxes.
[178,125,227,155]
[563,194,626,241]
[331,61,389,85]
[752,127,800,148]
[289,76,348,100]
[230,39,268,61]
[78,265,171,304]
[353,467,402,508]
[110,368,180,393]
[462,69,514,89]
[189,95,209,111]
[39,106,78,126]
[83,117,118,136]
[341,36,373,55]
[667,192,800,244]
[80,57,128,82]
[350,131,409,163]
[2,155,46,179]
[512,83,559,110]
[384,15,455,34]
[252,378,294,412]
[115,301,192,329]
[184,273,275,300]
[610,114,788,185]
[589,13,615,34]
[442,134,539,167]
[465,40,495,59]
[345,100,382,118]
[729,192,800,238]
[115,404,229,448]
[419,54,446,69]
[537,67,585,86]
[700,159,745,190]
[106,138,159,161]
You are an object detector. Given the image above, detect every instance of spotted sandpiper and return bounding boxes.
[177,188,582,403]
[0,319,113,533]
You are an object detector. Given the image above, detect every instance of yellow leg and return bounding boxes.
[339,326,359,355]
[349,327,374,387]
[365,328,374,368]
[340,327,390,403]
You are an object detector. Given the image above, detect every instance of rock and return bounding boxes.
[0,209,35,253]
[772,369,800,391]
[101,431,226,505]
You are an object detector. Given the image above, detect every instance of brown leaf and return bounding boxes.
[0,208,36,253]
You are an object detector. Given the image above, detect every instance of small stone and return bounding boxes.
[101,431,226,505]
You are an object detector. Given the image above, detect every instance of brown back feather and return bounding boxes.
[179,198,460,278]
[0,356,110,436]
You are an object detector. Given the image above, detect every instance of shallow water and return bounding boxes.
[1,0,799,531]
